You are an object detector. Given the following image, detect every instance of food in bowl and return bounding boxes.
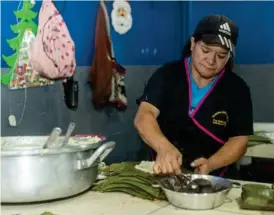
[68,135,104,146]
[160,175,227,194]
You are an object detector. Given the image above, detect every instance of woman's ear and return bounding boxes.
[190,37,195,51]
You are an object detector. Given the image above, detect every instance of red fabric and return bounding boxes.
[89,2,114,109]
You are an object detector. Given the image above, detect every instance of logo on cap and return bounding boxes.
[218,22,233,52]
[219,22,231,36]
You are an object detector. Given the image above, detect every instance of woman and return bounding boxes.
[134,14,254,177]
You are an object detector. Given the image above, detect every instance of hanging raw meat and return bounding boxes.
[89,1,128,110]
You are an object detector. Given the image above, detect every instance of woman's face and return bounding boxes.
[190,37,230,79]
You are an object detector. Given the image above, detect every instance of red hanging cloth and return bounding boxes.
[89,1,127,110]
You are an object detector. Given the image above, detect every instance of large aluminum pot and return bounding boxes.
[155,174,241,210]
[1,135,116,203]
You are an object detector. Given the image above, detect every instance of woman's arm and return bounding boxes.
[193,80,254,174]
[135,63,175,152]
[208,136,248,171]
[209,81,253,172]
[134,63,183,174]
[134,102,182,174]
[134,102,171,153]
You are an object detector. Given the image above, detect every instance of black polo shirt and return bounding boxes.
[137,58,254,175]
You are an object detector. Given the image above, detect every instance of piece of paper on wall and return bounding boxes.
[9,29,55,90]
[111,0,132,35]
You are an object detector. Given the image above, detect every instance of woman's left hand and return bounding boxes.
[191,157,213,174]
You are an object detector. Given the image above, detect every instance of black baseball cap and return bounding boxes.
[193,14,239,56]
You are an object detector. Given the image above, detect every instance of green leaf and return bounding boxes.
[16,1,35,12]
[10,20,37,35]
[14,9,37,21]
[6,34,23,51]
[40,212,56,215]
[2,52,18,68]
[24,1,35,9]
[10,19,24,34]
[1,67,15,86]
[1,0,38,88]
[25,20,38,35]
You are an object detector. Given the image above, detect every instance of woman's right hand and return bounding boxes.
[153,144,183,175]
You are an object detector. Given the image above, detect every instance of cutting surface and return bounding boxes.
[2,180,272,215]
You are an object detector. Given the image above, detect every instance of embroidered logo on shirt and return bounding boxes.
[212,111,229,127]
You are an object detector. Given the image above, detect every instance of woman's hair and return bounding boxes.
[181,37,235,73]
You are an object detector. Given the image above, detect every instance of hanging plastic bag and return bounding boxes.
[1,0,40,87]
[29,0,76,80]
[9,29,55,89]
[111,0,133,35]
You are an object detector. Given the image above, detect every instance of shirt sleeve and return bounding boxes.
[228,85,254,137]
[136,65,169,111]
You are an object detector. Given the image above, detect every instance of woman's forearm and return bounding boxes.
[134,113,171,153]
[208,136,248,171]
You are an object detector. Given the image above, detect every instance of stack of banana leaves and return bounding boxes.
[91,161,167,200]
[248,131,274,147]
[239,183,274,211]
[242,131,274,211]
[40,212,55,215]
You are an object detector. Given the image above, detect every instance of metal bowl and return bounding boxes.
[155,174,241,210]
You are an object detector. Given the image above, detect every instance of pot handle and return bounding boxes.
[76,141,116,170]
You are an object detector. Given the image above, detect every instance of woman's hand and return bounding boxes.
[191,157,213,175]
[153,144,182,175]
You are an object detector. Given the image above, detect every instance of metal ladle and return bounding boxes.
[60,122,76,148]
[176,174,198,190]
[43,127,62,149]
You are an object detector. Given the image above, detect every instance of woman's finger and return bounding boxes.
[160,162,167,174]
[194,167,200,174]
[177,155,183,166]
[165,160,174,174]
[171,159,181,175]
[153,163,162,174]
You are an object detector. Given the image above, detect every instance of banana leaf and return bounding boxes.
[93,162,166,200]
[250,133,273,142]
[95,162,168,199]
[94,161,194,200]
[40,212,55,215]
[239,183,274,211]
[248,133,273,147]
[94,181,165,200]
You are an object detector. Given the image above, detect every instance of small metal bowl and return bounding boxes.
[153,174,241,210]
